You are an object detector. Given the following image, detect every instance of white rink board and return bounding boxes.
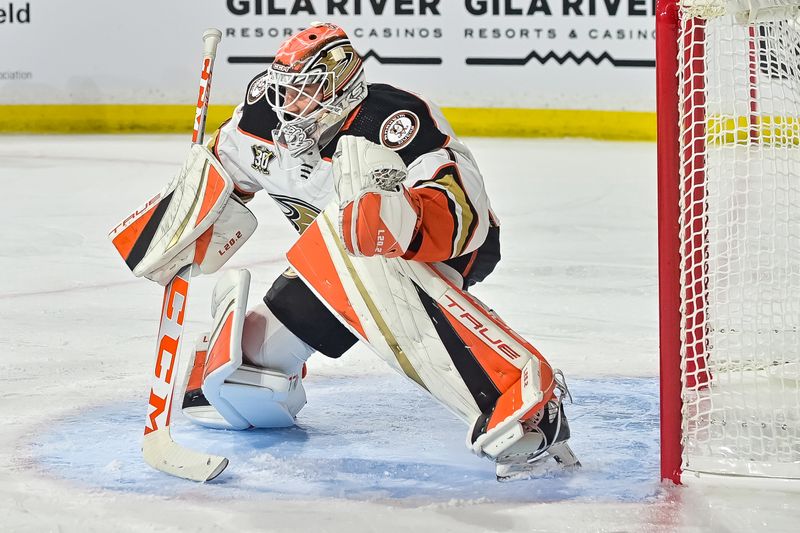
[0,0,656,110]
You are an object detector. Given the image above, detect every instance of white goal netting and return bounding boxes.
[677,0,800,478]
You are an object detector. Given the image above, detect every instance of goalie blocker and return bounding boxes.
[109,145,257,285]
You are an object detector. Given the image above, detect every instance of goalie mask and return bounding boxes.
[265,23,368,166]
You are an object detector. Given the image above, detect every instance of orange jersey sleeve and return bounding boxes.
[403,143,493,263]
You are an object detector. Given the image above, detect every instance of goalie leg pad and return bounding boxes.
[468,358,551,458]
[182,334,306,430]
[218,365,305,429]
[197,268,251,429]
[182,269,309,430]
[491,371,580,479]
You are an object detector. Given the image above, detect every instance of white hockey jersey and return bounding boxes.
[211,78,498,273]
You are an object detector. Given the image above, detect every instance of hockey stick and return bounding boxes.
[141,28,228,482]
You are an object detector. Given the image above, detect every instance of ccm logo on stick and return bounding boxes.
[145,276,189,435]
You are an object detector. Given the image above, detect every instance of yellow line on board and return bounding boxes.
[708,115,800,146]
[445,107,656,140]
[0,104,657,140]
[0,105,238,135]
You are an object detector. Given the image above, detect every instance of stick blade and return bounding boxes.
[143,429,228,482]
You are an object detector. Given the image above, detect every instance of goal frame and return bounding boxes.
[656,0,685,485]
[657,0,800,484]
[658,0,720,486]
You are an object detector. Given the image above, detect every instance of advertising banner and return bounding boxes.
[0,1,658,136]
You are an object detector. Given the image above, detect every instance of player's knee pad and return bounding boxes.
[241,303,315,375]
[181,269,309,430]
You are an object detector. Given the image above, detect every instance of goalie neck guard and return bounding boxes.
[265,22,367,164]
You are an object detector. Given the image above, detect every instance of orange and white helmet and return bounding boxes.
[265,23,367,160]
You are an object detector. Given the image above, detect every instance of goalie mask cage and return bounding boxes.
[657,0,800,483]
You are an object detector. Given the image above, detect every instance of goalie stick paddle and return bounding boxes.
[142,264,228,481]
[141,28,229,482]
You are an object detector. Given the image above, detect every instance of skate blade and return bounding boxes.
[496,460,561,482]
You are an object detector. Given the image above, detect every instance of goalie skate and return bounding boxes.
[495,372,581,481]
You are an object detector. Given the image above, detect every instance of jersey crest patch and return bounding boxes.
[251,145,275,175]
[247,73,269,105]
[269,194,321,234]
[380,110,419,151]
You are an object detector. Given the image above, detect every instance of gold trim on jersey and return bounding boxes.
[416,166,478,257]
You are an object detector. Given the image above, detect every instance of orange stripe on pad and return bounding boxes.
[287,220,367,339]
[187,349,207,392]
[193,226,213,264]
[112,203,159,260]
[196,165,227,225]
[204,313,234,378]
[485,362,554,433]
[436,266,549,363]
[440,310,521,392]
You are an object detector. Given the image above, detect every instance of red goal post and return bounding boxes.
[657,0,800,484]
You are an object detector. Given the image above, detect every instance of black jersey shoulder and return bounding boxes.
[322,83,449,165]
[238,69,280,141]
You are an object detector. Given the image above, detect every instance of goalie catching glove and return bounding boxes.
[334,136,422,258]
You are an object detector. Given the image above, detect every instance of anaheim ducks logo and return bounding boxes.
[380,111,419,150]
[246,73,269,105]
[269,194,321,233]
[316,44,361,99]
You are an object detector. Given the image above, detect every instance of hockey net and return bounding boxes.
[658,0,800,481]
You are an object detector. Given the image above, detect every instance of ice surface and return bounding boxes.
[28,376,660,503]
[1,136,797,532]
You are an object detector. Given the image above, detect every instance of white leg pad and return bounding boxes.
[476,423,526,460]
[200,269,251,429]
[468,358,545,459]
[190,374,306,429]
[220,365,306,428]
[186,269,309,430]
